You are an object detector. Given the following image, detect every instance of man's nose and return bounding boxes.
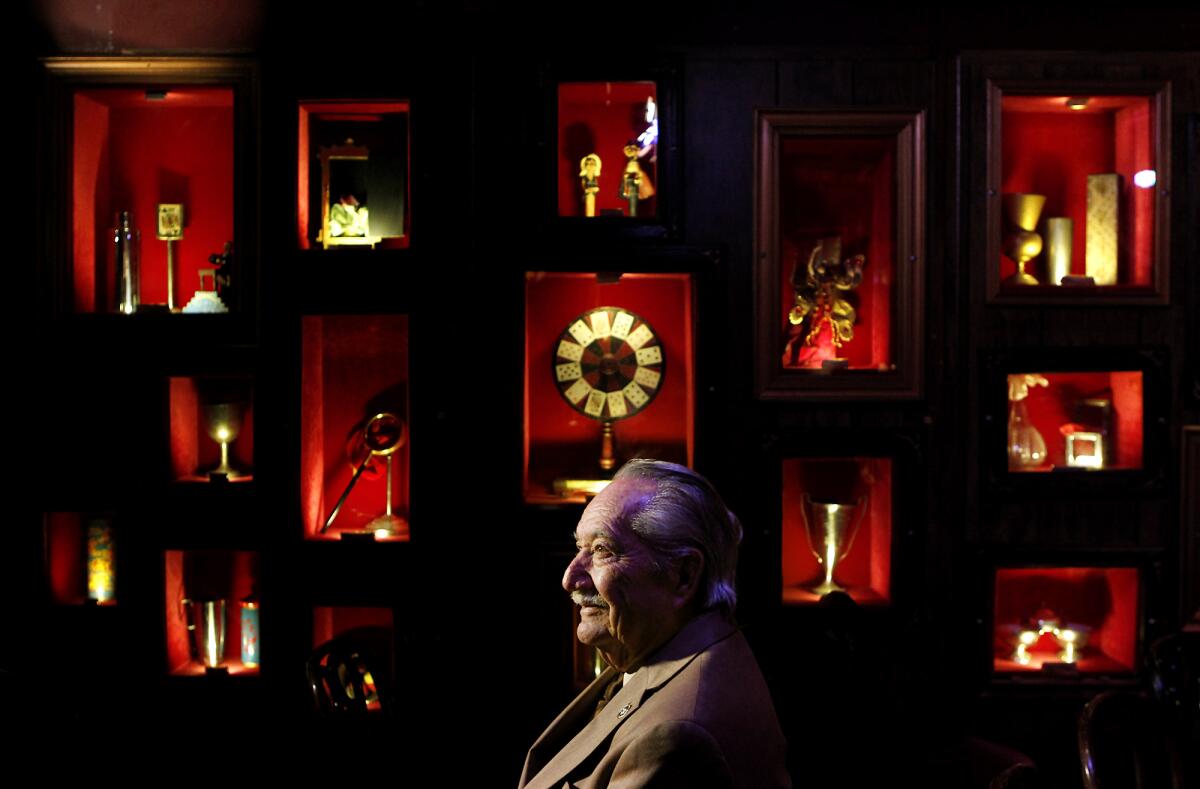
[562,552,591,591]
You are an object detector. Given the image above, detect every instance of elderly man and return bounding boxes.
[519,460,791,789]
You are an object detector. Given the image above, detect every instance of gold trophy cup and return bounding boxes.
[202,401,246,479]
[800,493,867,595]
[1002,193,1046,286]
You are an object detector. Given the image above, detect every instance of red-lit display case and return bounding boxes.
[44,512,117,606]
[986,84,1169,302]
[168,377,254,483]
[41,58,257,317]
[781,457,892,605]
[524,272,693,504]
[297,101,410,250]
[165,549,260,675]
[1004,370,1143,473]
[754,110,924,400]
[557,82,660,220]
[992,565,1139,676]
[301,315,410,540]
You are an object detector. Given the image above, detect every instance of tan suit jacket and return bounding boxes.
[519,610,791,789]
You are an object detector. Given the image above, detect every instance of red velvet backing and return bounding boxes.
[301,316,411,539]
[1000,95,1154,287]
[993,566,1138,673]
[72,88,234,312]
[778,137,894,370]
[312,606,394,647]
[557,82,658,218]
[46,512,86,605]
[165,549,259,675]
[524,273,693,503]
[781,457,893,604]
[1012,371,1143,470]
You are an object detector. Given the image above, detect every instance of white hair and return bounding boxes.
[613,459,743,615]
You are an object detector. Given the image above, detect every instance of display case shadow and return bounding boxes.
[39,57,259,331]
[537,60,682,240]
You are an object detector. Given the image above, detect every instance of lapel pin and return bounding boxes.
[617,703,632,718]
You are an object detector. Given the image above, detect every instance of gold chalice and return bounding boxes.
[801,493,867,595]
[1002,193,1046,286]
[202,401,246,479]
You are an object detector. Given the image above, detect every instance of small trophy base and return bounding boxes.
[1061,275,1096,287]
[807,580,849,596]
[552,478,612,498]
[365,514,410,539]
[1004,270,1039,287]
[204,666,230,677]
[820,358,849,372]
[182,291,230,314]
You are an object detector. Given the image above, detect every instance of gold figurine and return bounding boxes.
[783,237,865,370]
[619,143,655,217]
[580,153,602,217]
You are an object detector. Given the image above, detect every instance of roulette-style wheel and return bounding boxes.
[553,306,664,470]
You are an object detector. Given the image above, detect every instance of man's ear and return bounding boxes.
[673,549,705,607]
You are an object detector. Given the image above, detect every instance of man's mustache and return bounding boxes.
[571,591,609,608]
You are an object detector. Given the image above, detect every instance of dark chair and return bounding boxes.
[306,626,395,716]
[1078,690,1177,789]
[1148,633,1199,789]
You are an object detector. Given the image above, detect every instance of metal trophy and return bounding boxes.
[321,412,409,538]
[112,211,140,315]
[156,203,184,311]
[182,597,227,669]
[551,306,665,495]
[1002,193,1046,286]
[580,153,601,217]
[202,401,247,480]
[800,493,867,595]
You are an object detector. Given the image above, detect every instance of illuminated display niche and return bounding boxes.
[45,512,117,606]
[993,566,1139,674]
[557,81,660,219]
[165,550,260,675]
[297,101,410,250]
[781,457,892,605]
[524,272,693,504]
[72,87,234,313]
[755,110,924,399]
[169,377,254,482]
[301,315,411,540]
[992,89,1166,298]
[1006,370,1143,473]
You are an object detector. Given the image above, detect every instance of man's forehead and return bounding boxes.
[575,478,657,540]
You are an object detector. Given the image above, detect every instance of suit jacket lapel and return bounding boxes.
[520,611,739,789]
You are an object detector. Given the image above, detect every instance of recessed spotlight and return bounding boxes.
[1065,97,1089,110]
[145,90,168,101]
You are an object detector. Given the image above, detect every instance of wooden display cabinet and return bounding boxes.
[754,110,925,399]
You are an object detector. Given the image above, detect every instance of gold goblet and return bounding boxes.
[1002,193,1046,286]
[202,401,246,479]
[800,493,867,595]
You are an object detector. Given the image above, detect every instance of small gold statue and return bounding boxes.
[579,153,602,217]
[783,237,865,369]
[619,143,655,217]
